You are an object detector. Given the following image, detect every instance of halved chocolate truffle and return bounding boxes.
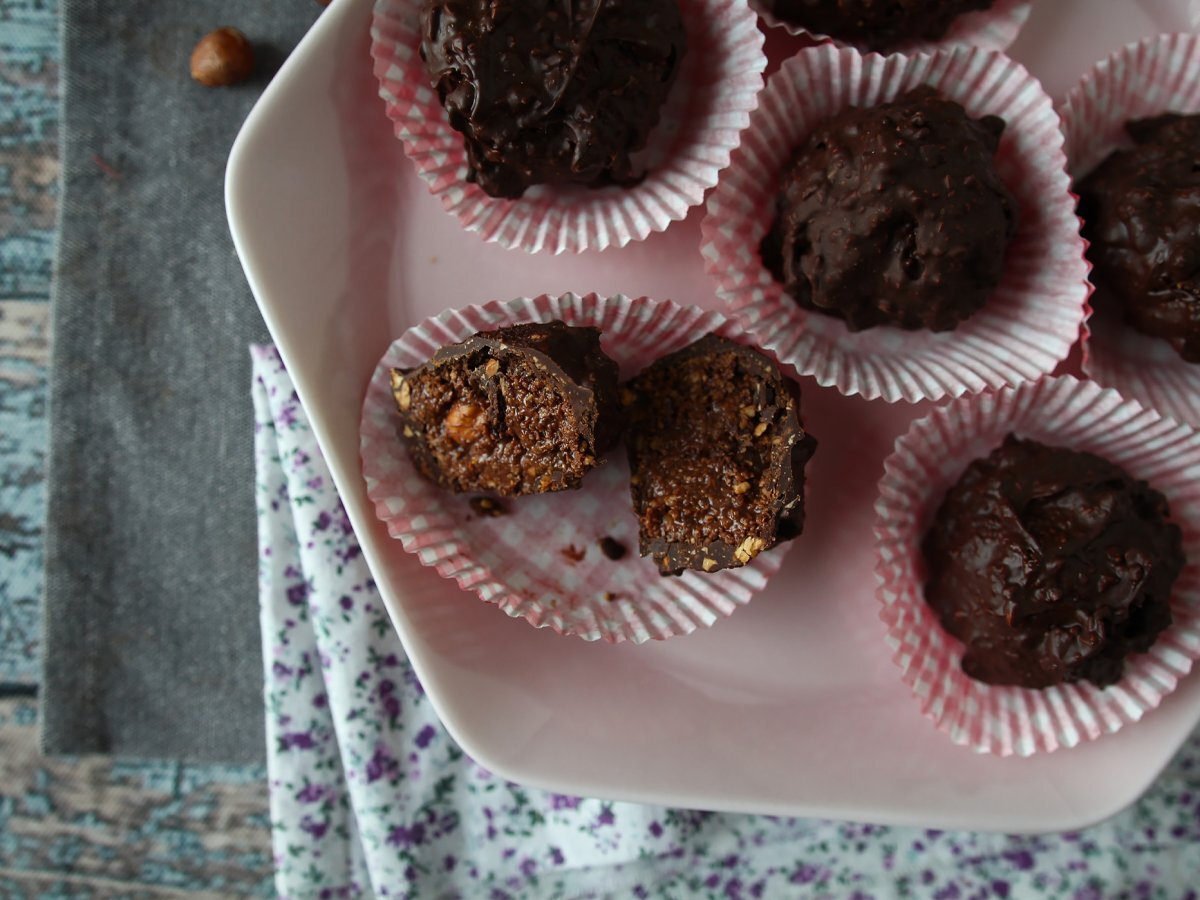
[625,334,817,576]
[923,436,1184,689]
[392,321,621,496]
[1076,113,1200,364]
[761,86,1019,332]
[420,0,687,199]
[767,0,996,50]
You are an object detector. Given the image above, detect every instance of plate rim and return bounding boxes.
[225,0,1200,834]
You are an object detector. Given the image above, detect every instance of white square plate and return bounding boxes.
[227,0,1200,832]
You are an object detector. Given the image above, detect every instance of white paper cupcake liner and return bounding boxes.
[875,376,1200,756]
[360,293,802,643]
[700,43,1090,404]
[369,0,766,255]
[750,0,1031,54]
[1058,33,1200,428]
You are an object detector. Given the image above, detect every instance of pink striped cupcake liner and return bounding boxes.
[750,0,1031,53]
[369,0,766,255]
[1058,34,1200,428]
[702,44,1089,404]
[875,376,1200,756]
[360,293,798,643]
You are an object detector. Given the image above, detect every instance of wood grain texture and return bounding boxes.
[0,699,274,896]
[1,3,276,893]
[1,0,58,684]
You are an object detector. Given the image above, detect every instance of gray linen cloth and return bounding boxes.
[43,0,321,761]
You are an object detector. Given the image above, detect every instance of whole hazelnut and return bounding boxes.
[444,402,487,444]
[190,27,255,87]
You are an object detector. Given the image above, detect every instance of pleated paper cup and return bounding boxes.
[750,0,1031,54]
[701,44,1090,404]
[874,376,1200,756]
[369,0,766,255]
[1059,34,1200,428]
[360,293,799,643]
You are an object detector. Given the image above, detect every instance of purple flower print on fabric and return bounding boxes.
[252,345,1200,900]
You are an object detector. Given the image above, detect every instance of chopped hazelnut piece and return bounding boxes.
[393,374,412,411]
[469,496,506,517]
[734,536,766,564]
[444,402,486,443]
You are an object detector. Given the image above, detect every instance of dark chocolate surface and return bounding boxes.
[392,321,621,496]
[768,0,995,50]
[762,86,1018,332]
[923,436,1183,689]
[1077,113,1200,364]
[420,0,686,199]
[626,334,816,576]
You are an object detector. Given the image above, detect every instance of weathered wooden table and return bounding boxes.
[0,3,272,894]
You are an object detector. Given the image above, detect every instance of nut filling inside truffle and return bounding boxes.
[762,86,1019,333]
[393,322,620,496]
[626,334,816,576]
[922,436,1185,689]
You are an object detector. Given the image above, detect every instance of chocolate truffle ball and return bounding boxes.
[767,0,995,50]
[625,334,817,576]
[923,436,1184,689]
[420,0,687,199]
[392,321,621,496]
[761,86,1019,332]
[1076,113,1200,363]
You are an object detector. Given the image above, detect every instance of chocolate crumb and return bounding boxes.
[560,545,586,563]
[469,496,506,517]
[603,591,623,603]
[598,536,627,560]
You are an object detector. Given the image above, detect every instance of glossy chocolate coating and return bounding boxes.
[420,0,686,199]
[392,321,621,496]
[626,334,816,576]
[923,436,1183,689]
[1077,113,1200,363]
[761,86,1018,332]
[768,0,995,50]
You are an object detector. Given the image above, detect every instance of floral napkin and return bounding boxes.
[251,346,1200,899]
